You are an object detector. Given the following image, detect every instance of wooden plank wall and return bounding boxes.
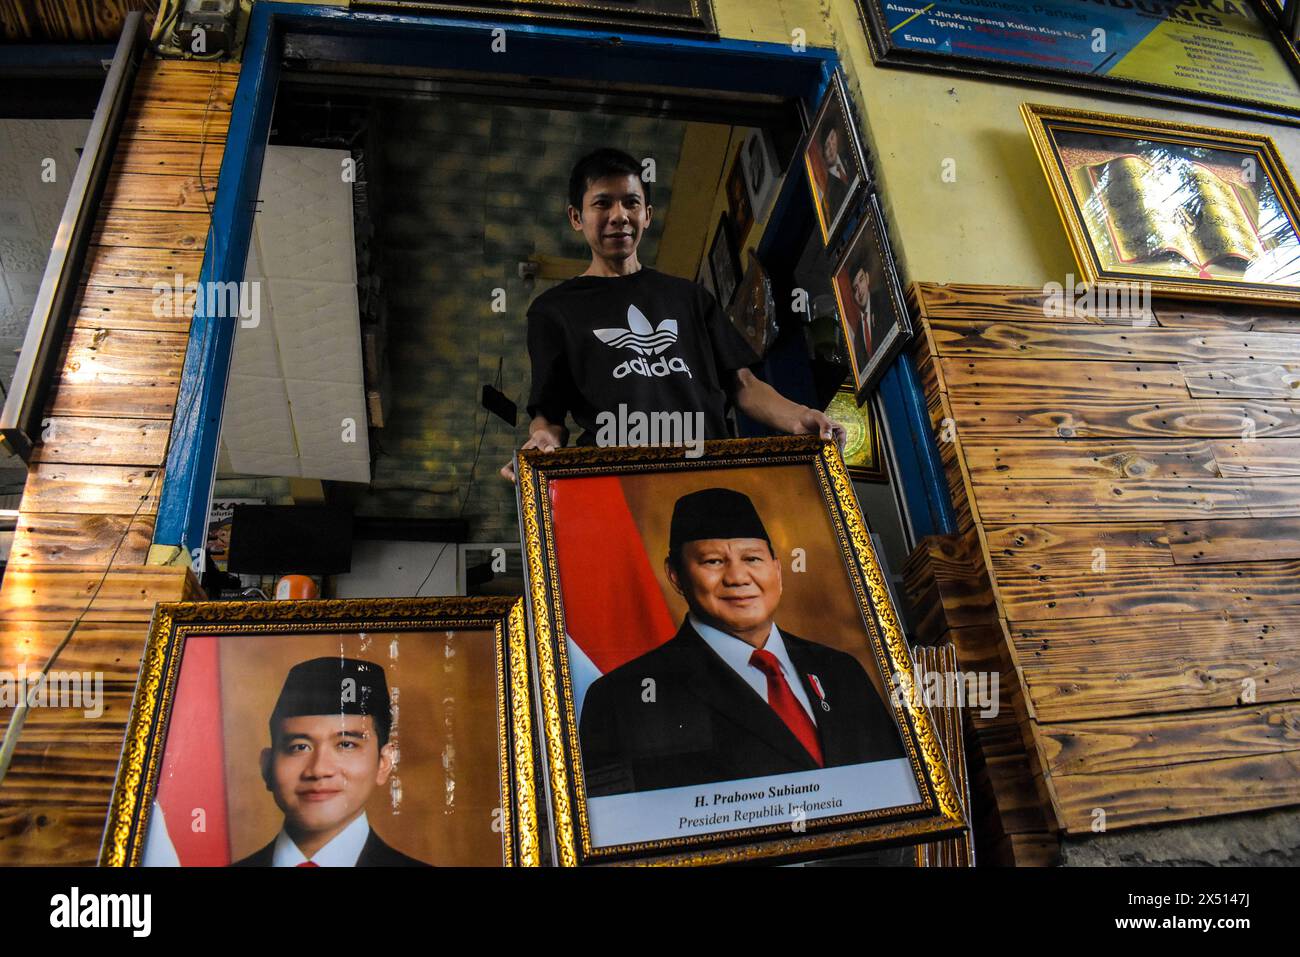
[0,59,235,864]
[902,410,1059,864]
[908,282,1300,846]
[0,1,150,42]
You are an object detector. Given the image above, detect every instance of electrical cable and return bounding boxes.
[149,0,184,56]
[412,375,497,597]
[0,458,167,786]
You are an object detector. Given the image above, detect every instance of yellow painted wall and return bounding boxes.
[329,0,1300,287]
[713,0,1300,288]
[657,122,737,279]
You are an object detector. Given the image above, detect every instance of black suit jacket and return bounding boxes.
[232,827,430,867]
[822,166,850,226]
[850,304,872,376]
[578,620,904,796]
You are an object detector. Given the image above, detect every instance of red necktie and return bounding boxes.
[296,861,319,868]
[749,648,823,767]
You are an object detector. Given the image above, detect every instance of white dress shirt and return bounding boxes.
[271,811,371,867]
[690,614,818,725]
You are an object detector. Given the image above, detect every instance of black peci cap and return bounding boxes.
[668,488,771,561]
[269,657,392,746]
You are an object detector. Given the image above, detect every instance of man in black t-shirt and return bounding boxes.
[502,148,843,480]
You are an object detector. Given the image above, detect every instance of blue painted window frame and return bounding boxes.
[156,1,953,556]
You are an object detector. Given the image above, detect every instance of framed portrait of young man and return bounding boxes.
[101,598,540,867]
[516,437,965,866]
[830,193,911,397]
[803,72,869,246]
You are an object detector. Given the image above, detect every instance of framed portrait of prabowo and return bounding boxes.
[803,72,868,246]
[830,193,910,397]
[516,437,965,865]
[1022,103,1300,305]
[825,388,886,483]
[100,598,539,867]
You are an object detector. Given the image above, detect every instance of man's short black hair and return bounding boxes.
[269,657,392,749]
[665,488,775,571]
[568,148,651,211]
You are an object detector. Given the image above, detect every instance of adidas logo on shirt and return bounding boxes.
[593,304,693,380]
[612,354,693,380]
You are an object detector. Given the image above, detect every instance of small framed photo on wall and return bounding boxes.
[708,213,742,307]
[830,194,911,397]
[727,148,755,247]
[741,128,781,226]
[825,388,887,482]
[803,72,869,246]
[727,258,779,360]
[697,255,717,299]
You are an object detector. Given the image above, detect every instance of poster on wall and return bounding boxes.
[354,0,717,37]
[206,498,264,571]
[858,0,1300,123]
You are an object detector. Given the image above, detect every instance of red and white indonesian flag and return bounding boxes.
[141,635,232,866]
[550,477,677,717]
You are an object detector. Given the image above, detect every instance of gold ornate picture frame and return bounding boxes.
[803,72,870,247]
[825,388,886,483]
[829,193,911,398]
[1022,103,1300,305]
[516,437,965,866]
[100,597,539,867]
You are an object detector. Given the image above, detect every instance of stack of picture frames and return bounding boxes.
[701,73,902,483]
[101,439,968,866]
[701,128,783,360]
[803,72,912,402]
[910,643,975,868]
